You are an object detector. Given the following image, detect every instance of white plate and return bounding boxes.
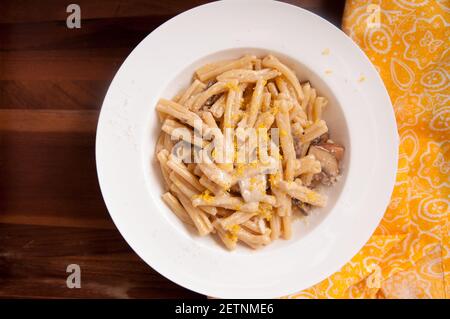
[96,0,398,298]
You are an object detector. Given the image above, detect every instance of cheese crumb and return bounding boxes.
[199,189,214,203]
[306,191,318,202]
[225,82,239,91]
[258,203,273,221]
[226,224,240,242]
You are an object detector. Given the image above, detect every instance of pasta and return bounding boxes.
[156,54,345,250]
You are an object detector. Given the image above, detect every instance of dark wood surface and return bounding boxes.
[0,0,345,298]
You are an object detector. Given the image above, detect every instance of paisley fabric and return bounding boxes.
[288,0,449,299]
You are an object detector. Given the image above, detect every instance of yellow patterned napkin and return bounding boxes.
[288,0,449,299]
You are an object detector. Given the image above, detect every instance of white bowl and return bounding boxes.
[96,0,398,298]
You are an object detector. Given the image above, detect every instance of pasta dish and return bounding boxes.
[155,54,344,250]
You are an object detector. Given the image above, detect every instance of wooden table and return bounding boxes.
[0,0,345,298]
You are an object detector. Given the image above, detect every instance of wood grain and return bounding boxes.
[1,131,110,228]
[0,0,346,298]
[0,110,98,132]
[0,81,107,110]
[0,224,198,298]
[0,0,212,23]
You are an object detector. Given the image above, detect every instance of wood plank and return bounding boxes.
[0,0,211,24]
[0,132,110,229]
[0,80,107,110]
[0,223,203,298]
[283,0,346,26]
[0,48,130,81]
[0,16,168,51]
[0,213,114,230]
[0,109,99,132]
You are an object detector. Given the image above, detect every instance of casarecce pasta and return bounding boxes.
[155,54,345,250]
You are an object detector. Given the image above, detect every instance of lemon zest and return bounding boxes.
[225,82,239,91]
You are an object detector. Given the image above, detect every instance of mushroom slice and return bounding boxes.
[317,143,345,161]
[204,93,222,107]
[311,132,329,145]
[308,145,339,177]
[311,172,333,186]
[292,198,311,216]
[293,136,303,158]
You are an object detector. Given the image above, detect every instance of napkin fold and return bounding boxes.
[288,0,449,299]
